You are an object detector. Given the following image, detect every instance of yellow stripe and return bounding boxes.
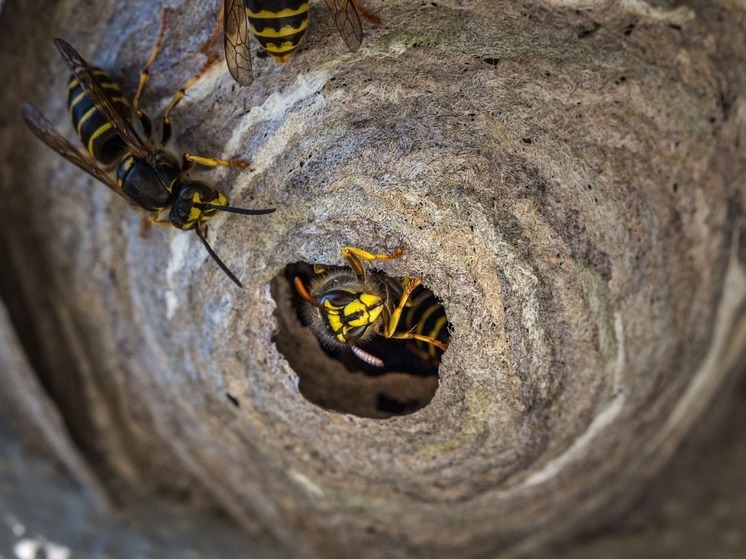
[117,157,133,187]
[246,5,308,18]
[109,96,130,111]
[431,316,448,339]
[76,105,98,136]
[87,121,113,156]
[415,304,439,335]
[69,79,122,104]
[427,316,449,357]
[70,91,126,113]
[186,206,202,226]
[264,40,300,55]
[249,19,307,38]
[68,70,116,86]
[69,90,87,112]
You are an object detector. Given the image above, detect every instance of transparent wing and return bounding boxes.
[54,38,150,159]
[224,0,253,86]
[22,102,140,209]
[323,0,363,52]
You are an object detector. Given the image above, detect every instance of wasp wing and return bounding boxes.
[324,0,363,52]
[224,0,253,86]
[22,102,141,210]
[54,38,150,159]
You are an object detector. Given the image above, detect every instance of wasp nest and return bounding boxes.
[1,0,745,558]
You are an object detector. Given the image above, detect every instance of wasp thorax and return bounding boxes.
[271,257,449,419]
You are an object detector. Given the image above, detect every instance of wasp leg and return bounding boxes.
[138,216,151,237]
[380,277,448,352]
[160,53,220,145]
[381,275,421,338]
[183,153,250,169]
[350,0,381,24]
[201,2,224,53]
[342,244,405,278]
[132,9,169,140]
[390,330,448,351]
[139,212,175,235]
[148,210,172,226]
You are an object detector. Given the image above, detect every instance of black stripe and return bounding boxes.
[249,12,307,33]
[253,30,306,53]
[402,287,449,349]
[66,68,130,165]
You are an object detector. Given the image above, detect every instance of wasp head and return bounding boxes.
[295,271,385,350]
[318,289,384,345]
[169,181,227,230]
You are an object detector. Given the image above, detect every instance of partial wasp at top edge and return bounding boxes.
[293,245,450,369]
[218,0,380,86]
[22,10,275,288]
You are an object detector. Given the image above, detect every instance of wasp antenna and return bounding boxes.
[293,277,325,310]
[198,203,276,216]
[194,226,243,287]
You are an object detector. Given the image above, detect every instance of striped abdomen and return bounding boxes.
[67,68,130,165]
[246,0,309,62]
[400,279,450,360]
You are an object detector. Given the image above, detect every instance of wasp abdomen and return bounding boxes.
[246,0,309,62]
[67,68,130,165]
[402,281,450,358]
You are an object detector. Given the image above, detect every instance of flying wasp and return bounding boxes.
[220,0,380,86]
[293,245,450,368]
[22,12,274,287]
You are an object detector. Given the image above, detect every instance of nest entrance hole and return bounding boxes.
[270,262,445,419]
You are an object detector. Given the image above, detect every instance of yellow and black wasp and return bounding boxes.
[221,0,380,85]
[293,245,449,368]
[22,12,274,287]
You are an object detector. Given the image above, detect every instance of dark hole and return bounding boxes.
[376,393,423,415]
[270,261,447,419]
[577,23,601,39]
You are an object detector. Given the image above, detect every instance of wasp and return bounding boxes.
[22,12,274,287]
[221,0,380,85]
[293,245,449,368]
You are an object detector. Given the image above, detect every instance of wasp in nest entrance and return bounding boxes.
[271,244,450,419]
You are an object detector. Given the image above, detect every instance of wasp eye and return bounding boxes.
[320,290,357,307]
